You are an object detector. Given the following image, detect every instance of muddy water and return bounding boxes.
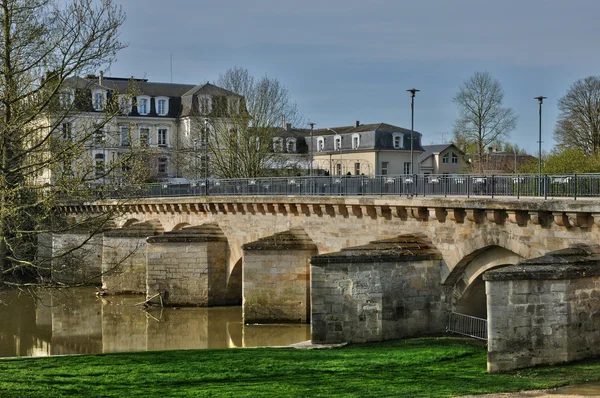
[0,287,310,358]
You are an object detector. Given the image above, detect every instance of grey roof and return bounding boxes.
[182,83,241,98]
[419,144,458,162]
[66,76,196,97]
[310,122,416,136]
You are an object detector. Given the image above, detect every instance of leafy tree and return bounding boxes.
[555,76,600,156]
[520,148,600,174]
[452,71,518,172]
[0,0,142,287]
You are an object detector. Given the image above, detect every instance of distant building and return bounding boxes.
[419,144,467,175]
[468,151,536,174]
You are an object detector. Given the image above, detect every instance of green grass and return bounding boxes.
[0,337,599,397]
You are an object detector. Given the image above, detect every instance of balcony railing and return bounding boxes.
[105,174,600,200]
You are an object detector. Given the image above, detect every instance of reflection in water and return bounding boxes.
[0,287,310,358]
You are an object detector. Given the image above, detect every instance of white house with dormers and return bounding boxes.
[59,74,245,181]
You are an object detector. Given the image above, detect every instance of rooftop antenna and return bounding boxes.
[170,53,173,83]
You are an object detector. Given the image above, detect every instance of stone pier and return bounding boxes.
[311,235,445,344]
[242,227,317,324]
[485,245,600,373]
[52,232,104,285]
[102,221,163,294]
[146,224,228,306]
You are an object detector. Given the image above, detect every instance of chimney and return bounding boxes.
[281,116,286,129]
[354,120,360,128]
[99,71,103,86]
[286,123,292,131]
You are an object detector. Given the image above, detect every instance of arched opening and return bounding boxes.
[172,222,190,231]
[122,218,139,228]
[447,245,522,329]
[225,258,242,306]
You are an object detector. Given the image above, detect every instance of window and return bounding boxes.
[139,126,150,146]
[120,126,130,146]
[381,161,389,176]
[354,162,361,175]
[60,90,74,107]
[451,152,459,164]
[94,153,105,178]
[93,124,104,145]
[201,126,208,144]
[442,153,449,164]
[119,95,132,115]
[156,97,169,116]
[393,133,403,149]
[351,133,360,150]
[199,96,211,114]
[255,136,260,151]
[158,128,168,147]
[404,162,410,175]
[273,137,283,152]
[62,123,72,141]
[92,90,105,111]
[317,137,325,152]
[286,138,296,153]
[336,163,342,176]
[158,157,168,175]
[137,96,150,115]
[334,135,342,151]
[228,97,240,115]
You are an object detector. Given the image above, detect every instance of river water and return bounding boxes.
[0,287,310,358]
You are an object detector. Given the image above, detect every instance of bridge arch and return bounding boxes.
[121,218,140,228]
[172,222,191,231]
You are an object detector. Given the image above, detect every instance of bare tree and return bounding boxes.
[0,0,146,288]
[452,71,518,172]
[203,67,303,178]
[554,76,600,157]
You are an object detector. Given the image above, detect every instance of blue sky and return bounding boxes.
[107,0,600,154]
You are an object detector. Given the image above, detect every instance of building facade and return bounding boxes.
[419,144,468,175]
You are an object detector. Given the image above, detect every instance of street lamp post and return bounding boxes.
[309,122,315,177]
[407,89,420,175]
[535,96,546,195]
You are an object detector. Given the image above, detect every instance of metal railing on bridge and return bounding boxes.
[446,312,488,341]
[107,173,600,200]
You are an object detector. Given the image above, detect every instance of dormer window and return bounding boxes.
[60,90,75,108]
[393,133,404,149]
[317,137,325,152]
[442,153,449,163]
[351,133,360,150]
[286,138,297,153]
[199,96,212,115]
[334,135,342,151]
[273,137,284,152]
[228,97,240,115]
[452,152,459,164]
[137,96,150,115]
[156,96,169,116]
[92,89,106,111]
[118,95,132,115]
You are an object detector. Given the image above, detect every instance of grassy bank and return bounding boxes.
[1,337,599,397]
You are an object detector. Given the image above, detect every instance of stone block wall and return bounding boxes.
[146,225,228,306]
[311,235,444,344]
[51,233,103,285]
[485,246,600,372]
[242,228,317,324]
[102,236,148,294]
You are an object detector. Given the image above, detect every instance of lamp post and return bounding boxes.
[407,88,420,175]
[203,118,209,181]
[535,96,546,196]
[309,122,315,177]
[327,128,342,175]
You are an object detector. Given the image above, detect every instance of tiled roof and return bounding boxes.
[420,144,458,161]
[310,122,416,136]
[66,76,196,97]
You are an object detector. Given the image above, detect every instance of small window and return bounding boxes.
[273,137,283,152]
[156,97,169,116]
[336,163,342,176]
[228,97,240,115]
[334,135,342,151]
[199,96,211,114]
[404,162,410,174]
[354,162,361,175]
[158,157,168,175]
[286,138,296,153]
[120,126,130,146]
[317,137,325,152]
[94,153,105,178]
[451,152,459,164]
[92,90,105,111]
[119,95,132,115]
[442,153,449,164]
[93,124,104,145]
[139,126,150,146]
[158,128,168,147]
[62,122,72,141]
[137,96,150,115]
[255,136,260,151]
[393,133,403,149]
[60,90,74,107]
[381,161,389,176]
[351,133,360,150]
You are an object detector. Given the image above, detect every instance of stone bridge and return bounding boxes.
[57,195,600,372]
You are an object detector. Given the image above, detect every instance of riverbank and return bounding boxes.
[1,337,599,397]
